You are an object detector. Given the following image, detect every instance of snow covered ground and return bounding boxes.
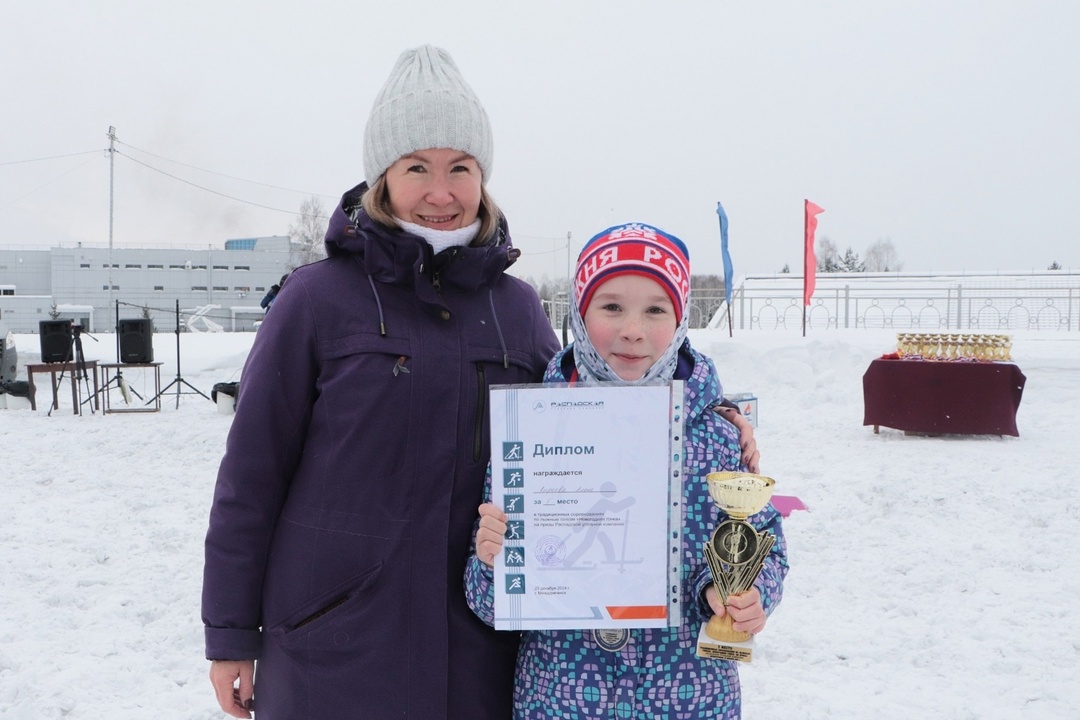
[1,328,1077,719]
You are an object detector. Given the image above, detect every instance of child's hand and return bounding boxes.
[476,503,508,568]
[704,586,768,635]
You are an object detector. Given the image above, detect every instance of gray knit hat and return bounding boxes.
[363,45,494,187]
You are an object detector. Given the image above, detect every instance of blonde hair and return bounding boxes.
[360,175,502,247]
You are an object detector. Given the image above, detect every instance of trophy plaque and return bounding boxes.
[697,471,775,662]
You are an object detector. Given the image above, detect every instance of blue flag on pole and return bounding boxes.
[717,202,733,305]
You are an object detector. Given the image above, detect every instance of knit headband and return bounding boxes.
[574,222,691,324]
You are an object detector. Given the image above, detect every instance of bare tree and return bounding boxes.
[864,237,903,272]
[1049,261,1062,270]
[816,237,841,272]
[290,196,330,267]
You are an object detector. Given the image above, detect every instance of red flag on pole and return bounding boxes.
[803,200,824,306]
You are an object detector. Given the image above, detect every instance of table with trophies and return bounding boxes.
[862,333,1026,436]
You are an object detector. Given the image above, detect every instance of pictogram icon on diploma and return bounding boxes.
[502,442,523,461]
[505,574,525,594]
[503,468,524,488]
[504,547,525,567]
[503,494,524,514]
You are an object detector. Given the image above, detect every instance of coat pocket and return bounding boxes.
[273,561,384,651]
[318,333,414,479]
[268,560,410,711]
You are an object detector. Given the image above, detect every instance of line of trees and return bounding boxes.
[523,275,729,305]
[803,240,1063,274]
[813,237,903,273]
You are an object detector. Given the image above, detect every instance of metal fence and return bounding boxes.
[717,273,1080,332]
[542,288,730,336]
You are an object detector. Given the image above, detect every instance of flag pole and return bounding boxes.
[802,202,808,337]
[716,202,734,338]
[802,199,824,338]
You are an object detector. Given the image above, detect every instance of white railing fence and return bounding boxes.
[712,272,1080,332]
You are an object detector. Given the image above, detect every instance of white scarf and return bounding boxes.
[397,218,481,254]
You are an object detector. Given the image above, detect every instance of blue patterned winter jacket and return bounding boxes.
[465,341,788,719]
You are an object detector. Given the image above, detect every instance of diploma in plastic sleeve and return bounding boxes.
[489,382,684,631]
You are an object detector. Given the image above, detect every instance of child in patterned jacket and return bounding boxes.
[464,222,788,719]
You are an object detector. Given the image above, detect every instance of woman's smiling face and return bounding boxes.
[384,148,482,230]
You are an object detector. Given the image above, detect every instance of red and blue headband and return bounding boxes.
[574,223,691,324]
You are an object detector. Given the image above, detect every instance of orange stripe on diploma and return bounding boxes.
[606,606,668,620]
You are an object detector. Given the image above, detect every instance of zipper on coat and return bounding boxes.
[473,364,486,461]
[293,595,349,630]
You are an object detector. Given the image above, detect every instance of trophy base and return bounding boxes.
[696,624,755,663]
[703,613,751,643]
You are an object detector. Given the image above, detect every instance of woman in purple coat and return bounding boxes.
[202,45,560,719]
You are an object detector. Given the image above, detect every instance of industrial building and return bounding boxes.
[0,236,295,333]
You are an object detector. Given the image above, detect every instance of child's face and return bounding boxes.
[582,274,678,381]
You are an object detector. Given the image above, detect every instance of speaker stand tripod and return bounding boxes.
[97,301,145,407]
[149,299,210,409]
[49,325,98,417]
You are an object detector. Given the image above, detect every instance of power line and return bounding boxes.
[0,150,100,166]
[518,243,570,256]
[116,140,335,199]
[115,150,335,221]
[514,232,567,242]
[115,151,302,216]
[0,155,100,212]
[117,299,258,321]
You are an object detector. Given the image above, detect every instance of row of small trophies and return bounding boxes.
[896,333,1012,361]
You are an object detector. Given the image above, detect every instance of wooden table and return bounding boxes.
[99,362,163,413]
[862,358,1026,436]
[26,361,100,415]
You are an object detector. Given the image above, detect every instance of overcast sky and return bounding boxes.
[3,1,1078,282]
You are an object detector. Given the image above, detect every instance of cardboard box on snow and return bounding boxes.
[724,393,758,428]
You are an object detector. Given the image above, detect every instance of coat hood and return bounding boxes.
[323,182,520,291]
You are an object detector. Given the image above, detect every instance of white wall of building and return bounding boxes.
[0,236,295,333]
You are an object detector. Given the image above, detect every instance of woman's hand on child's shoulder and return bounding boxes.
[717,406,760,474]
[476,503,508,568]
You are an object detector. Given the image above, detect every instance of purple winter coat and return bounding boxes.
[202,182,560,719]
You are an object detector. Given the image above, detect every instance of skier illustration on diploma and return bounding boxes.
[561,482,641,569]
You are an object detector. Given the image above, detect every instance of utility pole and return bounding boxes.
[107,126,116,333]
[566,231,572,291]
[565,231,573,330]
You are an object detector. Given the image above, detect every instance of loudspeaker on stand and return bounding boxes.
[118,319,154,364]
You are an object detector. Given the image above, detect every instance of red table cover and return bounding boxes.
[862,358,1026,436]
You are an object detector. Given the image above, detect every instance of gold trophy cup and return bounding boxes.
[697,472,776,662]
